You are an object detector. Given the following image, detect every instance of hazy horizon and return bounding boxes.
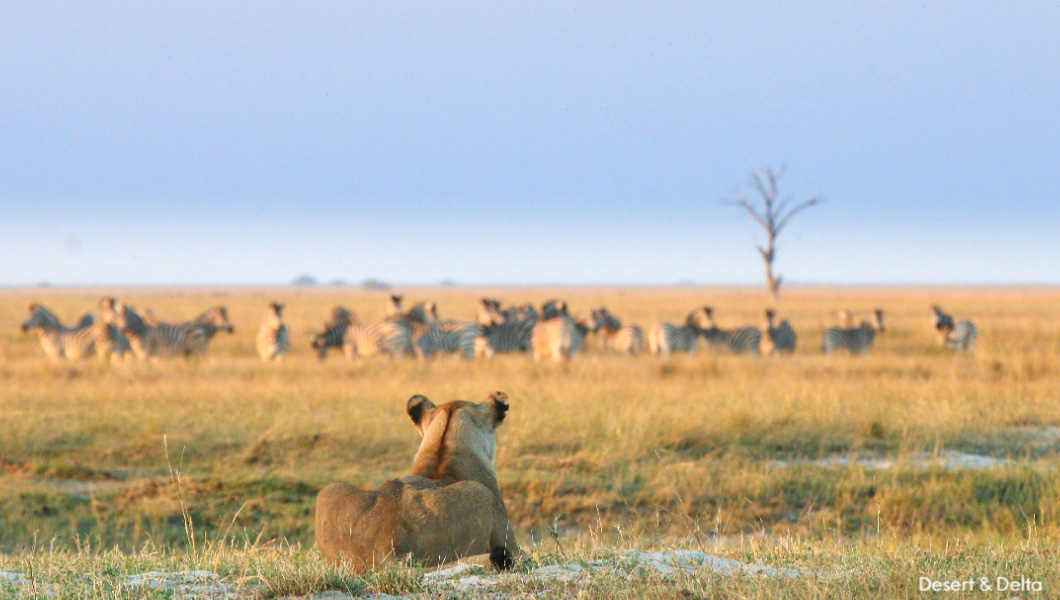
[3,281,1058,291]
[2,2,1057,286]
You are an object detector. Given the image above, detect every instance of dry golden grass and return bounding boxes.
[2,286,1059,597]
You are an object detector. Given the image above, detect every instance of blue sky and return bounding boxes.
[1,2,1057,285]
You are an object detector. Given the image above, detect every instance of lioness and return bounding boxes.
[315,391,520,571]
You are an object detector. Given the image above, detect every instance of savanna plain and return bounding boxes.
[2,286,1059,599]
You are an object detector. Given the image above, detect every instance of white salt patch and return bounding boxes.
[124,570,244,599]
[279,591,413,600]
[420,562,482,584]
[938,452,1005,469]
[771,452,1010,471]
[423,548,810,594]
[0,572,24,584]
[1023,426,1060,442]
[125,570,219,587]
[624,550,804,577]
[532,563,593,581]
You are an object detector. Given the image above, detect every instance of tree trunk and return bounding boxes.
[765,260,780,298]
[761,233,781,298]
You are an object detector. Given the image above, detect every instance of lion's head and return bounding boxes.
[406,391,509,483]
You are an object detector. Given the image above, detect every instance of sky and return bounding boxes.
[1,2,1058,286]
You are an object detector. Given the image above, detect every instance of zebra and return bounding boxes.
[140,305,232,348]
[102,301,208,359]
[257,302,290,361]
[592,308,644,355]
[932,305,977,352]
[401,300,477,360]
[310,322,348,360]
[648,307,711,355]
[823,308,885,355]
[21,303,91,330]
[309,307,356,359]
[91,297,135,361]
[20,304,100,360]
[343,320,413,359]
[475,308,539,358]
[92,298,134,361]
[20,302,129,362]
[191,306,234,340]
[762,309,797,355]
[699,307,762,354]
[411,320,478,359]
[530,303,595,362]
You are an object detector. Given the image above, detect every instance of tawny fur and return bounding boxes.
[315,392,519,571]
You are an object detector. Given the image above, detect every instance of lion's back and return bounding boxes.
[315,478,496,569]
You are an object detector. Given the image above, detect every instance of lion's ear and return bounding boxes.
[487,391,509,427]
[407,395,435,426]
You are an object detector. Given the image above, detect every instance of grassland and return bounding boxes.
[1,285,1059,598]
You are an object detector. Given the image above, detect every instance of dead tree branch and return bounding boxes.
[724,167,822,298]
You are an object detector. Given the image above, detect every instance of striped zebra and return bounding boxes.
[310,322,349,359]
[256,302,290,361]
[762,309,797,355]
[530,303,594,362]
[102,301,208,359]
[343,320,413,359]
[823,309,885,355]
[21,304,100,360]
[93,298,133,361]
[142,305,232,347]
[700,307,762,354]
[21,303,83,330]
[932,305,977,353]
[402,300,477,360]
[411,320,478,359]
[309,306,357,359]
[593,308,644,355]
[648,307,711,355]
[21,302,129,361]
[475,309,538,358]
[192,306,234,340]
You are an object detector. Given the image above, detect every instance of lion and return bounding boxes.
[314,391,520,572]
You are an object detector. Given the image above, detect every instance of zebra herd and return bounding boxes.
[18,298,233,361]
[16,296,978,363]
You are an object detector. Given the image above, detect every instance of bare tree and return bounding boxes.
[725,167,821,298]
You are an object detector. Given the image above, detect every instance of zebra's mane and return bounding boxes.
[120,305,149,336]
[27,304,63,329]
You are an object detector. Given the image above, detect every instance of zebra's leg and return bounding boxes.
[474,337,493,359]
[461,341,476,360]
[415,341,431,361]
